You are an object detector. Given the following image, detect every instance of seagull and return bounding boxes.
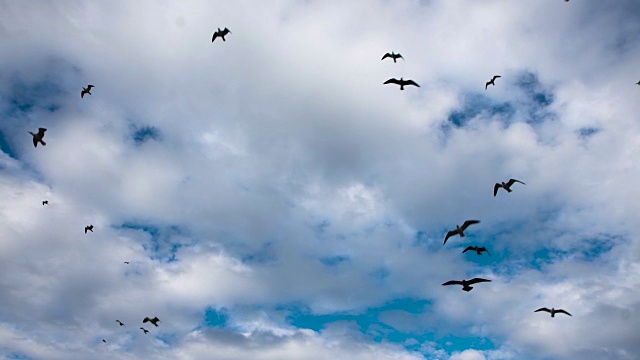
[442,278,492,292]
[140,327,149,334]
[28,128,47,147]
[381,52,404,63]
[494,178,526,197]
[81,85,94,98]
[636,80,640,85]
[212,27,231,42]
[42,200,48,206]
[383,78,420,90]
[444,220,480,245]
[124,261,129,264]
[462,246,490,256]
[85,225,94,233]
[102,339,106,343]
[485,75,501,90]
[116,320,125,327]
[535,307,572,317]
[143,316,161,327]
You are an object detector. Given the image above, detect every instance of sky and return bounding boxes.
[0,0,639,359]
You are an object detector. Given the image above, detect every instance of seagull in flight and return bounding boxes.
[535,307,572,317]
[42,200,48,206]
[116,320,125,327]
[383,78,420,90]
[85,225,94,233]
[28,128,47,147]
[462,246,490,256]
[124,261,129,264]
[102,339,106,343]
[212,27,231,42]
[81,85,94,98]
[381,52,404,63]
[636,80,640,85]
[143,316,161,327]
[444,220,480,245]
[485,75,501,90]
[494,178,525,197]
[140,327,149,334]
[442,278,491,292]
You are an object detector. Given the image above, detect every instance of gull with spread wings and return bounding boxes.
[444,220,480,245]
[534,307,572,317]
[494,178,525,197]
[442,278,491,292]
[485,75,501,90]
[29,128,47,147]
[384,78,419,90]
[381,52,404,63]
[462,246,490,256]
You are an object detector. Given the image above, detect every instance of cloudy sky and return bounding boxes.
[1,0,639,359]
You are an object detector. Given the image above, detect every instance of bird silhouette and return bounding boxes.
[442,278,491,292]
[444,220,480,245]
[140,327,149,334]
[383,78,420,90]
[485,75,501,90]
[212,27,231,42]
[636,80,640,86]
[381,52,404,63]
[143,316,161,327]
[535,307,572,317]
[42,200,48,206]
[85,225,94,233]
[102,339,106,343]
[81,85,94,98]
[462,246,490,256]
[124,261,129,264]
[116,320,125,327]
[28,128,47,147]
[494,178,525,196]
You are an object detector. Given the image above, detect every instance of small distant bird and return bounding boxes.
[444,220,480,245]
[636,80,640,85]
[463,246,490,256]
[143,316,161,327]
[85,225,94,233]
[124,261,129,264]
[485,75,501,90]
[81,85,94,98]
[42,200,48,206]
[102,339,106,343]
[28,128,47,147]
[116,320,125,327]
[381,52,404,63]
[535,307,572,317]
[494,178,525,197]
[383,78,420,90]
[442,278,491,292]
[212,27,231,42]
[140,327,149,334]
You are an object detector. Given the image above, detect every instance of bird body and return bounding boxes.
[212,27,231,42]
[381,52,404,63]
[81,85,94,98]
[444,220,480,245]
[28,128,47,147]
[85,225,94,233]
[494,178,525,196]
[462,246,490,256]
[143,316,161,327]
[116,320,125,327]
[140,327,149,334]
[442,278,491,292]
[535,307,572,317]
[42,200,48,206]
[383,77,420,90]
[485,75,501,90]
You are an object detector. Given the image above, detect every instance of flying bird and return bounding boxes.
[85,225,94,233]
[444,220,480,245]
[636,80,640,85]
[42,200,48,206]
[442,278,491,292]
[485,75,501,90]
[81,85,94,98]
[381,52,404,63]
[143,316,161,327]
[140,327,149,334]
[535,307,572,317]
[102,339,106,343]
[494,178,526,196]
[124,261,129,264]
[462,246,490,256]
[383,78,420,90]
[116,320,125,327]
[28,128,47,147]
[212,27,231,42]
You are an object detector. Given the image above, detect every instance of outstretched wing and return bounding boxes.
[212,32,219,42]
[381,53,391,61]
[143,317,150,323]
[442,280,463,286]
[384,78,401,85]
[81,90,85,98]
[485,81,491,90]
[534,307,551,313]
[494,183,501,197]
[33,137,38,147]
[506,178,525,187]
[462,246,475,253]
[461,220,480,231]
[467,278,491,285]
[555,309,572,316]
[87,85,94,90]
[222,27,231,35]
[396,53,404,60]
[404,79,420,87]
[444,230,458,245]
[479,247,490,256]
[38,128,47,135]
[492,75,501,81]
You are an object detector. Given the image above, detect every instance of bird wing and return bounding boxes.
[492,75,501,81]
[381,53,391,60]
[467,278,491,285]
[479,247,490,256]
[223,28,231,34]
[404,80,420,87]
[384,78,401,85]
[153,317,160,322]
[81,90,85,98]
[461,220,480,230]
[212,33,219,42]
[396,54,404,60]
[444,230,458,245]
[143,317,150,323]
[462,246,474,253]
[493,183,501,196]
[555,309,572,316]
[38,128,47,135]
[485,81,490,90]
[33,137,38,147]
[534,307,551,313]
[87,85,94,90]
[84,227,88,233]
[506,179,525,187]
[442,280,463,286]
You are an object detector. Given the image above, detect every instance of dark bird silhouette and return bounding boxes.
[494,178,525,197]
[442,278,491,292]
[28,128,47,147]
[42,200,48,206]
[81,85,94,98]
[85,225,94,233]
[383,78,420,90]
[462,246,490,256]
[381,52,404,63]
[212,27,231,42]
[485,75,501,90]
[140,327,149,334]
[116,320,125,327]
[444,220,480,245]
[636,80,640,85]
[124,261,129,264]
[535,307,572,317]
[143,316,161,327]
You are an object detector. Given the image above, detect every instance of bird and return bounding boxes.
[28,128,47,147]
[534,307,572,317]
[442,278,491,292]
[116,320,125,327]
[381,52,404,63]
[124,261,129,264]
[140,327,149,334]
[444,220,480,245]
[462,246,490,256]
[42,200,48,206]
[143,316,161,327]
[81,85,94,98]
[383,78,420,90]
[85,225,94,233]
[494,178,526,196]
[102,339,106,343]
[212,27,231,42]
[636,80,640,85]
[485,75,501,90]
